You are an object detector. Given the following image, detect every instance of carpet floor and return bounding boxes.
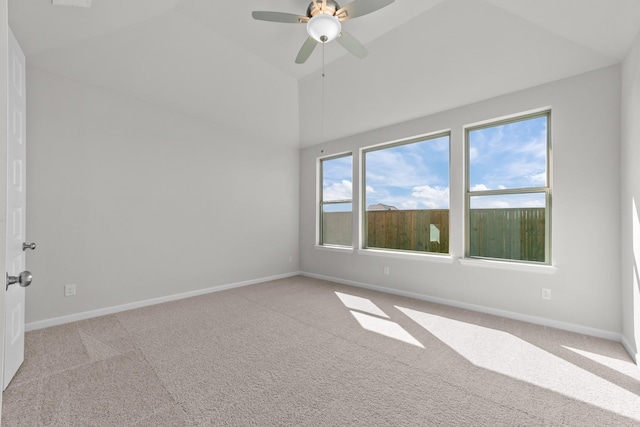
[2,275,640,426]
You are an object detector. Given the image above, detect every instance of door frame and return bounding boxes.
[0,0,11,416]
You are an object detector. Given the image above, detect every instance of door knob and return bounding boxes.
[23,242,36,251]
[6,271,32,290]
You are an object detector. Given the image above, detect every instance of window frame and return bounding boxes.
[361,131,451,255]
[464,110,552,265]
[318,152,353,247]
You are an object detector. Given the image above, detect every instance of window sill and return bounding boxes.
[458,257,557,274]
[314,245,355,254]
[357,248,454,263]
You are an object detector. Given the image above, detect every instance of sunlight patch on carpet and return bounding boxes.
[335,292,389,318]
[562,346,640,380]
[350,311,424,348]
[396,305,640,422]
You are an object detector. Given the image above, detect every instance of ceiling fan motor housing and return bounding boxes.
[306,0,341,18]
[252,0,396,63]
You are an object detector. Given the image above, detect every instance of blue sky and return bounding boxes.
[469,115,547,208]
[322,155,353,212]
[322,115,547,210]
[322,155,353,201]
[365,136,450,209]
[469,115,547,191]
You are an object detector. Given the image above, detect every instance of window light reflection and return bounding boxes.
[335,292,389,318]
[562,346,640,380]
[350,311,424,348]
[396,306,640,422]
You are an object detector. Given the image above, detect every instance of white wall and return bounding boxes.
[300,65,622,335]
[621,32,640,362]
[25,68,300,324]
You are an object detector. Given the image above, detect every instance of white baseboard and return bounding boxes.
[25,271,301,332]
[26,269,640,369]
[621,335,639,367]
[301,271,624,343]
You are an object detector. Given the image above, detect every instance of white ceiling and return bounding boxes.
[9,0,640,146]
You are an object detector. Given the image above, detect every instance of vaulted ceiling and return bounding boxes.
[9,0,640,146]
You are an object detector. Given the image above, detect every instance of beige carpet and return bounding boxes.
[3,275,640,426]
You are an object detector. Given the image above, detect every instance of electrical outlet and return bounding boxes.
[541,288,551,300]
[383,266,390,275]
[288,255,293,263]
[64,284,76,297]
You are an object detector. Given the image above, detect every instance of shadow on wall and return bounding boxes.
[632,198,640,358]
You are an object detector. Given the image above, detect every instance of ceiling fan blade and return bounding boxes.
[252,11,307,24]
[336,0,395,21]
[336,30,368,59]
[322,0,327,13]
[295,37,319,64]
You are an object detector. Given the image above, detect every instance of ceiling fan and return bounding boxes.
[252,0,395,64]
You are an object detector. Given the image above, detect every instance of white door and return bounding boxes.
[3,29,27,390]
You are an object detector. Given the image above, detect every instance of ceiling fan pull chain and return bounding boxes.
[322,39,325,78]
[321,42,325,144]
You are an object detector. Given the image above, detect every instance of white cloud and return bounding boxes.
[472,199,510,209]
[366,172,386,182]
[365,142,447,188]
[530,172,546,185]
[516,134,547,158]
[471,184,490,191]
[324,180,352,200]
[400,200,419,209]
[469,120,547,190]
[471,194,546,209]
[411,185,450,209]
[366,186,376,194]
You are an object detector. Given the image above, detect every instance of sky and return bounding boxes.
[322,115,548,210]
[365,135,450,209]
[322,155,353,212]
[469,115,547,208]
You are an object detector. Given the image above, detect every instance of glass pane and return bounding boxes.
[469,115,547,191]
[469,193,546,262]
[321,154,352,246]
[322,203,352,246]
[322,156,352,202]
[365,135,449,253]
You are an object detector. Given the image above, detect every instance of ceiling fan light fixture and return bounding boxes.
[307,14,341,43]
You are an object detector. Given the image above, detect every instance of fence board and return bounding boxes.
[469,208,545,262]
[366,209,450,253]
[323,208,545,260]
[322,212,352,246]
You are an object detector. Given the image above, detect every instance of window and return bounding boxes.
[320,154,353,246]
[363,133,450,254]
[466,112,550,263]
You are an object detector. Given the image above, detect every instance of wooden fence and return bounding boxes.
[322,212,352,246]
[469,208,545,262]
[323,208,545,261]
[367,209,449,253]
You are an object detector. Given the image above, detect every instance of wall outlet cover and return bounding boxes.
[64,284,76,297]
[541,288,551,300]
